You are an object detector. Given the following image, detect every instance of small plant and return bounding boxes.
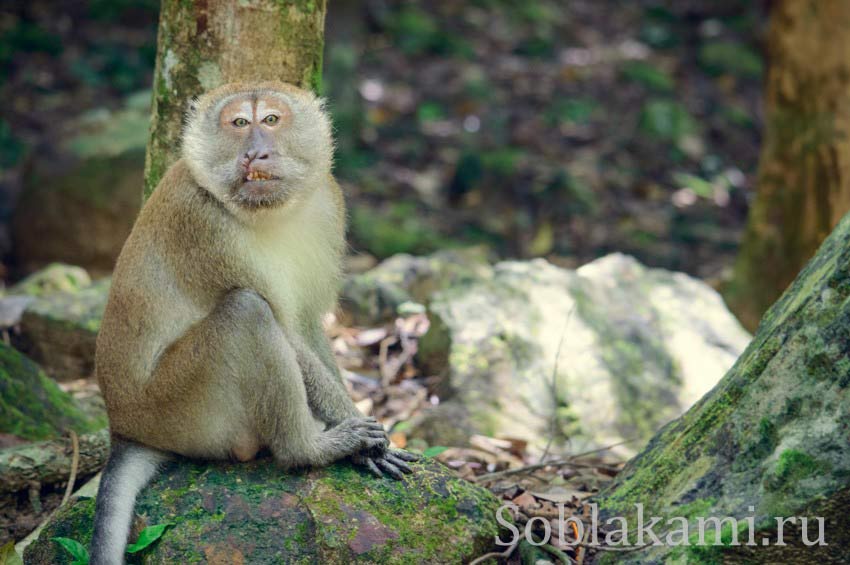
[639,99,696,142]
[54,523,173,564]
[699,41,763,78]
[621,61,675,93]
[53,538,88,565]
[423,446,449,458]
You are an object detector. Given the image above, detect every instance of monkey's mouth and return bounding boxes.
[244,170,279,182]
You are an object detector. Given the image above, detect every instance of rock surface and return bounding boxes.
[0,342,104,441]
[11,92,147,276]
[596,212,850,563]
[9,265,110,381]
[344,251,750,457]
[25,458,501,564]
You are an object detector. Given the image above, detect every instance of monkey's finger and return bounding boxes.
[364,457,383,478]
[364,421,387,432]
[364,437,389,450]
[390,450,420,462]
[375,458,405,480]
[353,419,386,432]
[383,453,413,473]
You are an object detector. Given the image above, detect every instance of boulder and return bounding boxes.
[12,270,110,382]
[339,247,491,326]
[11,92,147,277]
[25,458,501,564]
[594,212,850,563]
[346,251,750,457]
[0,342,104,441]
[6,263,91,297]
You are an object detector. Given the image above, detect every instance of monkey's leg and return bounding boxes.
[146,289,387,468]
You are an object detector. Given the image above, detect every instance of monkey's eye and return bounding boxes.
[263,115,279,125]
[232,118,249,127]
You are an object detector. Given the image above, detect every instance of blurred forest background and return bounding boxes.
[0,0,765,289]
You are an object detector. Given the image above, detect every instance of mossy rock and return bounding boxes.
[595,211,850,563]
[0,342,105,441]
[16,278,110,381]
[339,247,490,326]
[7,264,91,297]
[25,458,501,564]
[413,254,750,458]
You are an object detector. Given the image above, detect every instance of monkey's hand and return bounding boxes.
[351,449,420,480]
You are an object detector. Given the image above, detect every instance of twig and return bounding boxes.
[573,542,653,553]
[468,540,519,565]
[32,430,83,535]
[59,430,80,507]
[563,439,634,460]
[473,458,620,483]
[539,542,574,564]
[540,309,573,462]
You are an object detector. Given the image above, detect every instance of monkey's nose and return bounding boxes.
[243,150,270,165]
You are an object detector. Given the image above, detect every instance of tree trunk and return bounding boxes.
[726,0,850,331]
[143,0,328,199]
[596,211,850,563]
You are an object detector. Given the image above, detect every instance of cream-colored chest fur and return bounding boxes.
[237,185,342,329]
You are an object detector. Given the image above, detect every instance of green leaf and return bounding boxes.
[423,446,449,458]
[620,61,675,93]
[0,541,24,565]
[639,99,696,142]
[699,41,762,78]
[52,537,89,565]
[125,523,173,554]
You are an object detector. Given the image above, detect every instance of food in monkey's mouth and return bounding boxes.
[245,170,276,181]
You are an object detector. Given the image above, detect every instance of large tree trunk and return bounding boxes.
[597,211,850,562]
[726,0,850,331]
[143,0,328,199]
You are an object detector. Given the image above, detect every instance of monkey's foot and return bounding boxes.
[352,449,420,480]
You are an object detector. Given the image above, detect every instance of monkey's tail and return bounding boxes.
[90,437,168,565]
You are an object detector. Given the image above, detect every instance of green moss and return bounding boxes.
[26,278,111,334]
[764,449,827,492]
[675,498,717,520]
[0,343,105,440]
[306,461,499,563]
[9,264,92,297]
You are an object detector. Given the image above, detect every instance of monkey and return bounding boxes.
[88,81,418,565]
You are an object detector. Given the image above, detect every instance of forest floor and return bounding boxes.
[0,0,764,282]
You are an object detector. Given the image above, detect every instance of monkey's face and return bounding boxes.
[183,84,333,212]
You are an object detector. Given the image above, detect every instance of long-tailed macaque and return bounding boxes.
[89,81,417,565]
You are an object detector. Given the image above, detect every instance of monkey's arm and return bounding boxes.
[293,323,363,425]
[295,320,420,479]
[301,318,346,382]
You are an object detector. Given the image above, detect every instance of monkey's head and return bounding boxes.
[182,81,333,212]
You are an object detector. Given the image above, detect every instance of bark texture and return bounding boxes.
[596,210,850,563]
[727,0,850,330]
[144,0,327,198]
